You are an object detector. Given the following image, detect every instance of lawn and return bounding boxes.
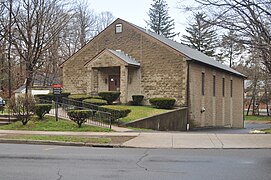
[104,105,170,123]
[0,135,112,144]
[264,129,271,134]
[244,115,271,121]
[0,116,111,132]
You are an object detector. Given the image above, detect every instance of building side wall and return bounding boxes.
[62,19,187,105]
[189,62,244,129]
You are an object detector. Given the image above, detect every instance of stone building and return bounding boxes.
[60,18,245,129]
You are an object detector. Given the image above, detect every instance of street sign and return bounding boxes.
[52,84,62,95]
[53,88,62,95]
[52,84,62,88]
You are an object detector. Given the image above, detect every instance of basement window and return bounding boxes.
[115,23,123,33]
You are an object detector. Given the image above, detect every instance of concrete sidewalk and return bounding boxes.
[122,132,271,149]
[0,130,270,149]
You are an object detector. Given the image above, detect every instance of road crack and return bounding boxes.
[136,150,149,171]
[56,168,63,180]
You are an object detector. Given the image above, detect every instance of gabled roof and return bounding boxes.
[127,22,245,77]
[61,18,244,77]
[108,49,140,66]
[84,49,140,67]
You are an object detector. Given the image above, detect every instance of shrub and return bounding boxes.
[98,91,121,105]
[149,97,176,109]
[103,106,131,121]
[8,95,35,125]
[83,99,107,106]
[67,110,93,128]
[132,95,144,106]
[34,94,54,103]
[91,96,103,99]
[34,104,52,119]
[68,94,92,102]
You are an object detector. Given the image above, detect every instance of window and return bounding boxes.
[222,78,225,97]
[202,72,205,96]
[230,80,233,97]
[213,75,216,96]
[115,23,123,33]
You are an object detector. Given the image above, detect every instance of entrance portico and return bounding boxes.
[85,49,140,103]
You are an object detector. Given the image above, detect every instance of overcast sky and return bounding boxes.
[87,0,192,40]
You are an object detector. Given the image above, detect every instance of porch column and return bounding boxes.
[120,65,128,103]
[91,68,98,93]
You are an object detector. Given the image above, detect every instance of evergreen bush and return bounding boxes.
[34,104,52,119]
[98,91,120,105]
[67,109,93,128]
[132,95,144,106]
[149,97,176,109]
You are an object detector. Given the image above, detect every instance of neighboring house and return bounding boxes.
[60,18,245,129]
[14,85,50,99]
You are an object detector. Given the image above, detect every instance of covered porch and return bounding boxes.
[85,49,141,103]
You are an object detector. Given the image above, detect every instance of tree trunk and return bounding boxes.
[246,97,253,116]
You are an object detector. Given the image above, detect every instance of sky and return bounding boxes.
[87,0,192,40]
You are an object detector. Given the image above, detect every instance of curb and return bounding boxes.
[0,139,121,148]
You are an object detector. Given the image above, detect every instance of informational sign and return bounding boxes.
[52,84,62,121]
[52,84,62,95]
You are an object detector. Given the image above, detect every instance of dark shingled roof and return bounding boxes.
[127,21,245,77]
[108,49,140,66]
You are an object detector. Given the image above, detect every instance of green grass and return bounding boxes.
[244,115,271,121]
[0,116,111,132]
[1,135,111,143]
[264,129,271,134]
[104,105,170,123]
[0,107,10,114]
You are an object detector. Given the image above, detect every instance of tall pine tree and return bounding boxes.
[182,13,218,56]
[147,0,177,39]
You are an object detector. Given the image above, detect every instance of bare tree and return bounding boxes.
[74,0,96,47]
[178,0,271,72]
[96,11,115,34]
[1,0,71,123]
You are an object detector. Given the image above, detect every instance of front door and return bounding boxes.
[108,75,120,91]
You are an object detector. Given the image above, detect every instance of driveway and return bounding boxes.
[188,121,271,134]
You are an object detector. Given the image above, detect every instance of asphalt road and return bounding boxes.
[0,144,270,180]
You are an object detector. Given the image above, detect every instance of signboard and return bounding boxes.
[52,84,62,95]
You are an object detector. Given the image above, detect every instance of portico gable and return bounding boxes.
[85,49,141,103]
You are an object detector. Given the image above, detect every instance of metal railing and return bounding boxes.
[62,97,123,122]
[38,99,112,129]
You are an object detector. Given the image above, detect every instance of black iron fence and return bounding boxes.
[62,97,123,122]
[38,99,112,129]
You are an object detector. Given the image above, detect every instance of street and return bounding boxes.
[0,144,270,180]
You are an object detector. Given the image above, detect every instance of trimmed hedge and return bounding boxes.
[91,96,103,99]
[34,92,71,103]
[98,91,120,105]
[68,94,92,102]
[83,98,107,106]
[34,104,52,119]
[132,95,144,106]
[67,109,93,128]
[34,94,54,102]
[149,97,176,109]
[103,106,131,121]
